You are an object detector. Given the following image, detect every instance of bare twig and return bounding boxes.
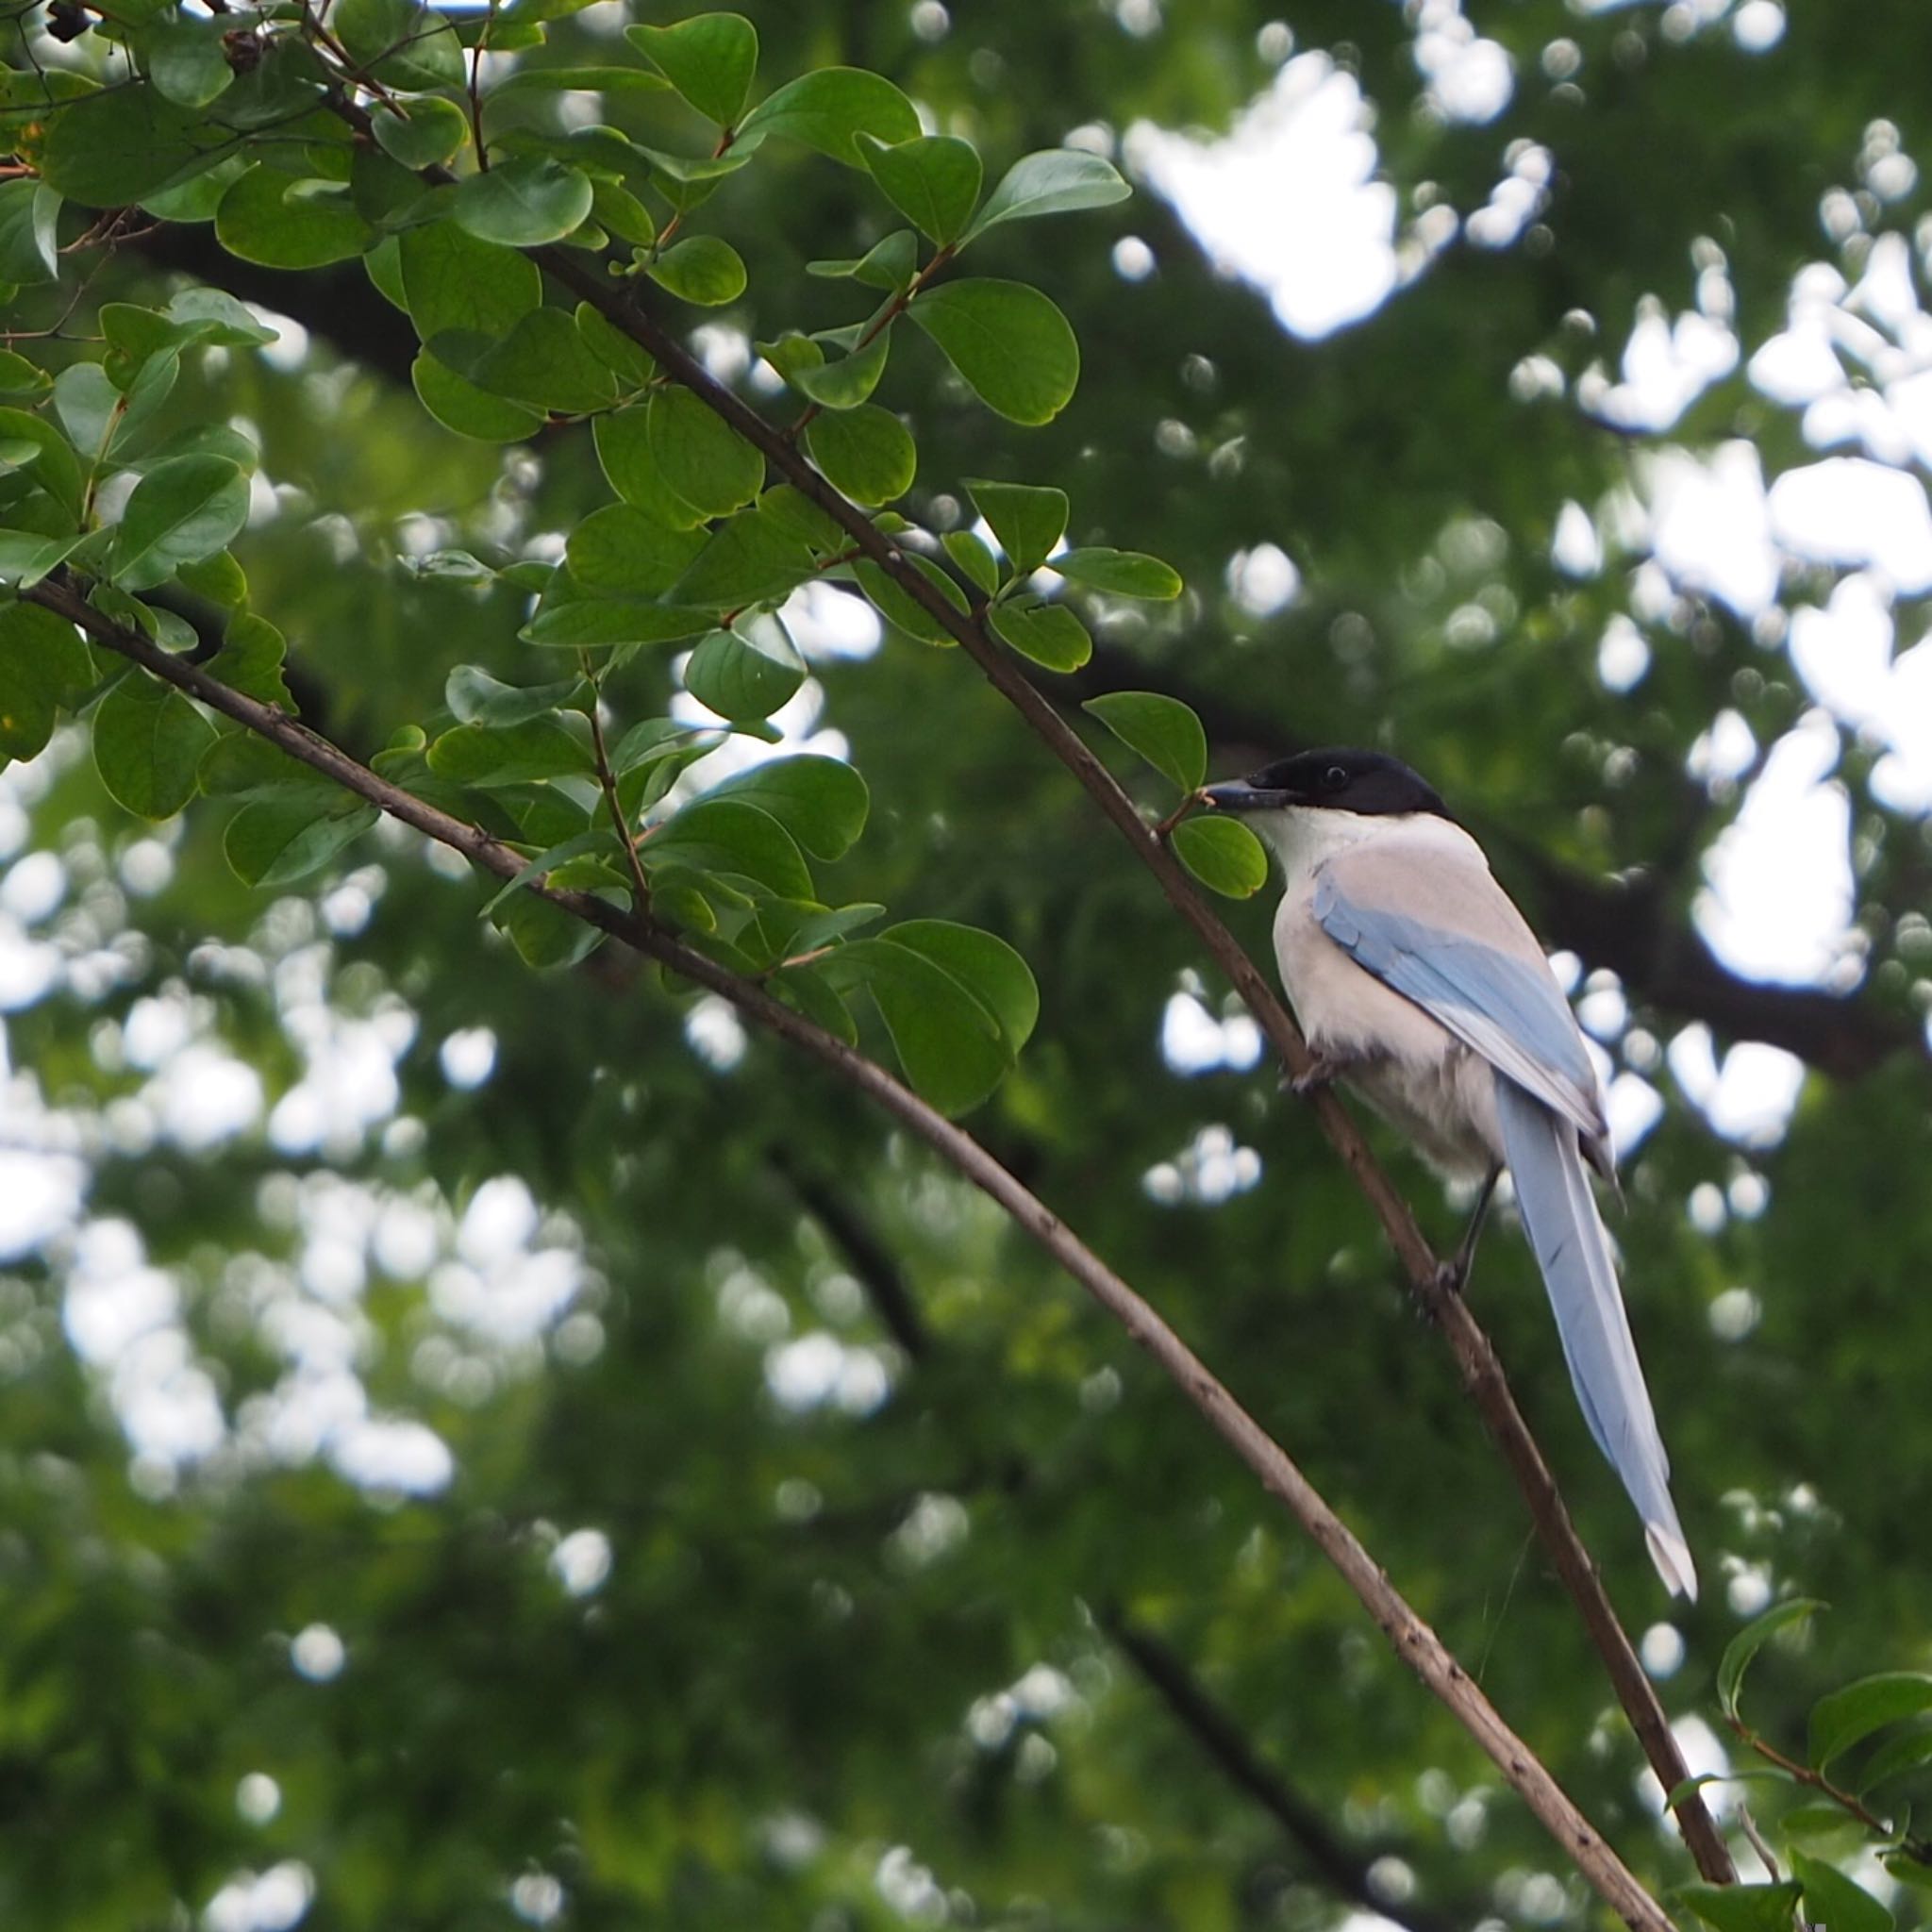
[532,250,1738,1889]
[26,575,1675,1932]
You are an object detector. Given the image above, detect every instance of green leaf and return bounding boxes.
[0,529,85,590]
[965,478,1066,575]
[39,83,233,209]
[805,406,915,507]
[575,303,655,387]
[216,165,375,269]
[446,666,587,727]
[1674,1881,1803,1932]
[199,729,315,798]
[683,623,804,721]
[646,797,812,898]
[0,351,51,399]
[706,755,868,860]
[989,598,1090,673]
[206,612,293,708]
[225,796,379,888]
[55,361,122,457]
[491,62,670,98]
[412,351,544,441]
[889,919,1037,1053]
[1811,1676,1932,1773]
[594,408,708,529]
[468,308,619,414]
[1054,546,1182,598]
[520,599,714,649]
[1173,814,1268,898]
[807,229,919,291]
[609,718,694,775]
[1083,691,1206,794]
[1719,1599,1826,1719]
[566,505,704,597]
[492,886,608,969]
[334,0,465,90]
[0,601,91,765]
[826,938,1009,1116]
[148,16,234,108]
[735,68,919,167]
[625,13,757,125]
[773,963,857,1044]
[454,158,593,246]
[110,456,250,591]
[400,218,541,340]
[591,179,658,247]
[1790,1852,1892,1932]
[372,96,469,169]
[910,279,1079,425]
[427,714,594,785]
[1857,1724,1932,1792]
[0,181,60,285]
[479,827,614,915]
[759,485,846,554]
[647,387,763,518]
[671,509,816,608]
[92,675,216,819]
[858,133,981,243]
[962,147,1131,242]
[942,528,1000,596]
[852,555,968,645]
[646,234,748,306]
[790,331,889,409]
[0,408,82,520]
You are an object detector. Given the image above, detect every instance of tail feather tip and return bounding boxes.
[1646,1523,1699,1604]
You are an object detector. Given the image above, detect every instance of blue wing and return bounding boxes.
[1312,853,1607,1151]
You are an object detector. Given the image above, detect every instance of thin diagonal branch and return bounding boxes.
[533,252,1736,1889]
[28,574,1674,1932]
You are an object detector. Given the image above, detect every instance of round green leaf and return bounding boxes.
[790,330,889,409]
[92,675,217,819]
[670,508,815,608]
[964,478,1066,575]
[566,504,704,597]
[1054,546,1182,598]
[593,408,708,528]
[148,17,234,108]
[1791,1852,1893,1932]
[412,350,544,441]
[400,218,541,341]
[0,601,91,765]
[886,918,1037,1054]
[454,158,593,246]
[446,667,588,728]
[962,147,1131,243]
[468,308,619,413]
[39,83,234,209]
[942,528,1000,596]
[625,13,757,125]
[911,279,1079,425]
[1172,813,1268,898]
[225,796,379,888]
[683,624,804,721]
[989,598,1090,673]
[335,0,464,90]
[372,97,469,170]
[0,406,82,519]
[520,599,714,649]
[852,555,967,645]
[1082,691,1206,795]
[646,387,763,518]
[824,938,1009,1117]
[646,234,748,306]
[216,165,375,269]
[805,406,915,506]
[426,714,594,785]
[1675,1882,1806,1932]
[735,67,919,166]
[110,455,250,591]
[706,754,868,859]
[645,796,812,899]
[1809,1674,1932,1773]
[0,181,60,285]
[858,133,982,243]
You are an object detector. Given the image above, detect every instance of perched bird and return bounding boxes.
[1203,747,1694,1600]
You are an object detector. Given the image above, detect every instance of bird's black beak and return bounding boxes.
[1200,779,1289,813]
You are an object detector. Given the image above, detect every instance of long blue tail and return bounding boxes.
[1493,1077,1696,1600]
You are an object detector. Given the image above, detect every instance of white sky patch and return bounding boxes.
[1411,0,1513,124]
[1581,293,1739,433]
[1768,458,1932,590]
[1669,1024,1808,1146]
[1127,53,1398,341]
[328,1415,454,1493]
[1647,441,1780,618]
[1696,713,1858,989]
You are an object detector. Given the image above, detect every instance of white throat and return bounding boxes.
[1245,805,1422,889]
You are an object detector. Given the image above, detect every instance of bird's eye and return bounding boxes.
[1324,764,1348,790]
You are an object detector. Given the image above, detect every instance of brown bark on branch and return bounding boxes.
[531,256,1737,1889]
[29,575,1675,1932]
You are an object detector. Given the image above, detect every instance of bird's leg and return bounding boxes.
[1435,1165,1502,1297]
[1282,1048,1357,1098]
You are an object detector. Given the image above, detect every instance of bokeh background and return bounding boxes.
[5,1,1932,1927]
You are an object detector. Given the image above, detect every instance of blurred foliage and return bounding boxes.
[2,2,1932,1930]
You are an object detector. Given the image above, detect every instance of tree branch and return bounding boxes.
[29,574,1675,1932]
[533,255,1737,1888]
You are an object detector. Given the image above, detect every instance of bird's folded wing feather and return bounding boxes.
[1312,840,1607,1145]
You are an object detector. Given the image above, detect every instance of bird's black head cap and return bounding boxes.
[1203,747,1453,820]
